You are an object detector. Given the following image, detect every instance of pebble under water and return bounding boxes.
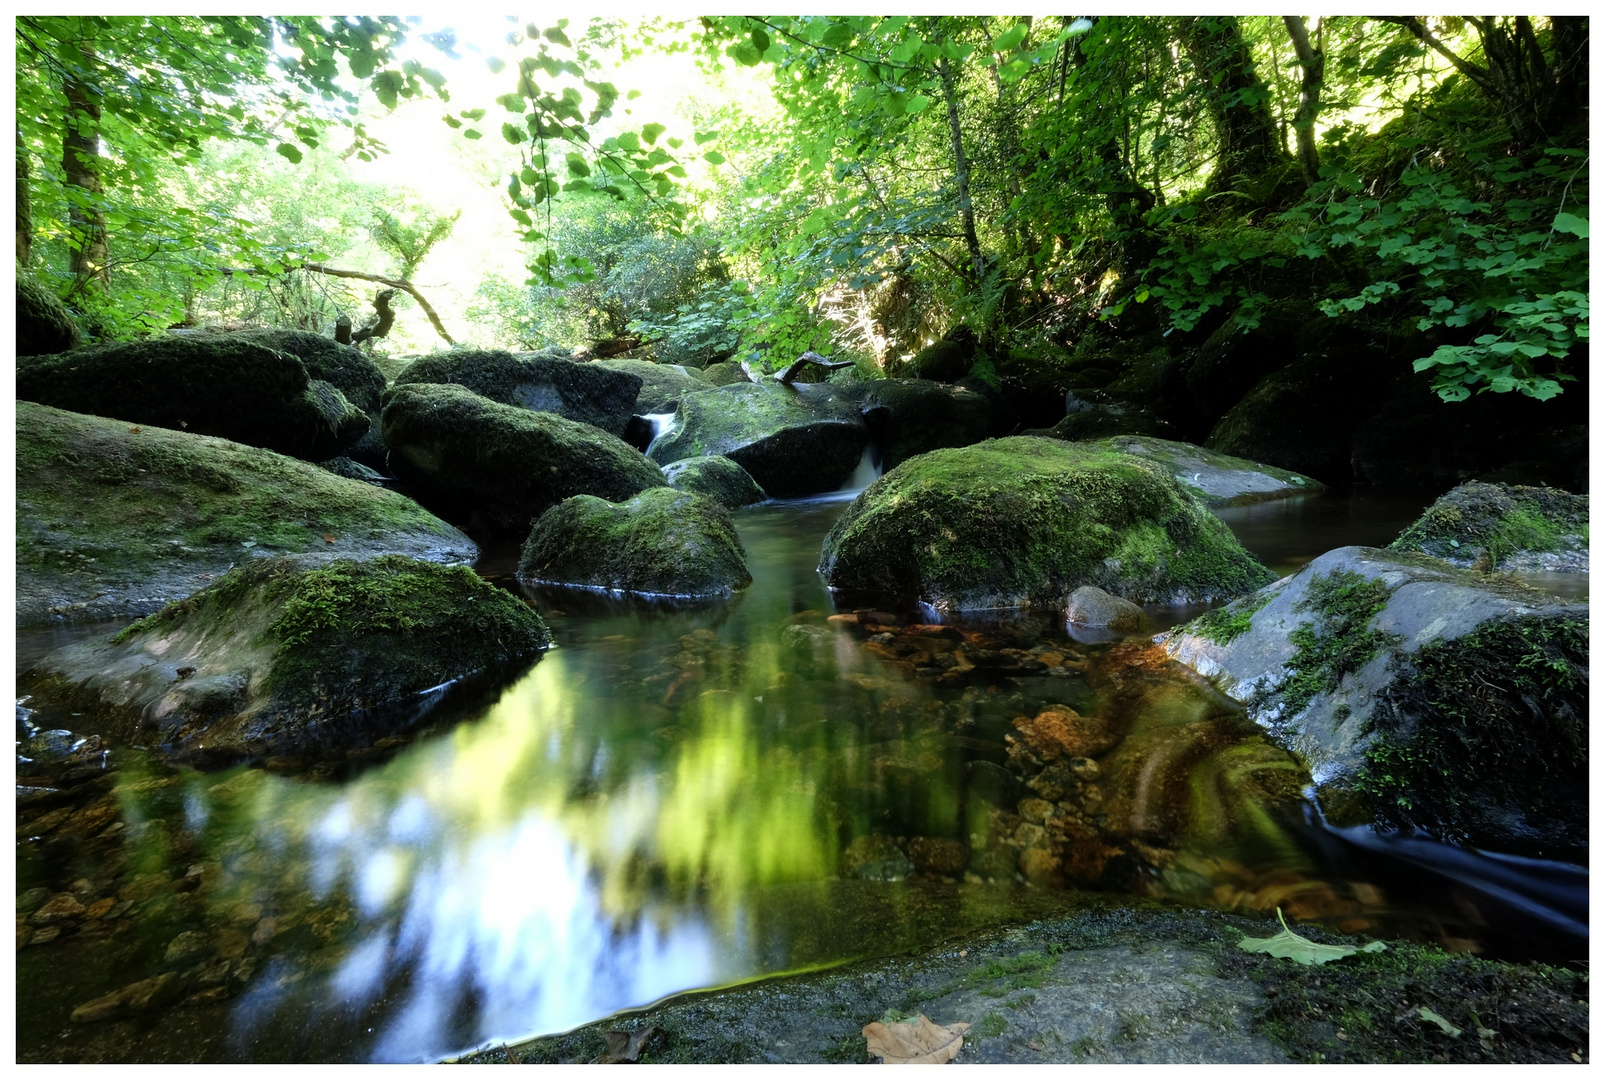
[14,486,1588,1063]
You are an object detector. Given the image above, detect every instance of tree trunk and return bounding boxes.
[62,69,109,291]
[937,56,984,284]
[1072,18,1159,280]
[1282,16,1325,185]
[1178,15,1283,193]
[17,127,31,265]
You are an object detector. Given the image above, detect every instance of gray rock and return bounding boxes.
[1389,481,1588,573]
[394,349,643,437]
[1081,435,1323,507]
[1065,586,1148,633]
[662,455,767,509]
[591,358,713,414]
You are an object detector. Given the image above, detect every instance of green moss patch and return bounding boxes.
[1390,481,1588,570]
[1189,589,1278,645]
[394,348,642,435]
[1280,570,1402,714]
[16,275,81,356]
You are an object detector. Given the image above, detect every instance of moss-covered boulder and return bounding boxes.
[819,436,1274,612]
[699,361,752,386]
[591,357,713,414]
[17,336,368,461]
[1389,481,1588,572]
[647,382,868,497]
[17,276,81,356]
[228,329,390,467]
[1026,395,1173,443]
[393,349,643,437]
[518,487,752,598]
[844,378,993,470]
[898,326,976,382]
[16,402,475,625]
[1161,546,1587,856]
[380,382,666,533]
[21,556,550,763]
[662,455,767,509]
[1080,435,1323,507]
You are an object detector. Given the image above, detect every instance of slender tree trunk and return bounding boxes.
[1177,15,1283,193]
[1072,18,1158,280]
[62,68,109,291]
[1283,16,1325,185]
[937,56,984,284]
[17,128,32,265]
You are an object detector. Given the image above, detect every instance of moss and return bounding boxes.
[1189,589,1278,645]
[393,348,642,434]
[1353,614,1587,850]
[1390,481,1588,567]
[977,1011,1009,1038]
[1279,570,1402,714]
[16,275,81,356]
[820,436,1274,610]
[662,455,767,508]
[229,329,386,413]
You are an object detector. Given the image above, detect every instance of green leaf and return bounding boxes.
[1417,1007,1462,1038]
[1552,212,1589,238]
[751,27,770,54]
[542,25,571,47]
[703,150,726,165]
[641,122,666,145]
[1236,909,1386,966]
[566,152,590,177]
[907,95,930,115]
[275,142,303,164]
[501,122,524,145]
[991,21,1028,53]
[694,130,719,145]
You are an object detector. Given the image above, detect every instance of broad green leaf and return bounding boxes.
[1552,212,1589,238]
[751,27,770,54]
[641,123,666,145]
[274,142,303,164]
[703,150,726,165]
[1417,1007,1462,1038]
[566,152,590,177]
[907,95,930,115]
[1236,909,1386,966]
[991,22,1028,54]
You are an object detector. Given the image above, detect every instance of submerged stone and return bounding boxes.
[1081,435,1323,507]
[17,336,369,461]
[1161,546,1587,855]
[820,436,1274,611]
[394,349,643,437]
[16,402,475,626]
[23,555,551,764]
[661,455,767,508]
[380,381,666,533]
[518,487,752,598]
[1065,586,1149,633]
[1389,481,1588,573]
[647,382,868,497]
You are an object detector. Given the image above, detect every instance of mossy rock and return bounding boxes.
[16,402,475,625]
[819,436,1275,612]
[16,276,81,357]
[518,487,752,598]
[899,327,976,382]
[380,382,666,533]
[16,336,368,461]
[1389,481,1587,572]
[662,455,767,509]
[394,348,643,436]
[647,382,868,497]
[1081,435,1323,507]
[844,378,994,470]
[591,357,713,414]
[229,329,390,466]
[699,361,752,386]
[21,555,550,764]
[1027,397,1173,442]
[1162,546,1588,856]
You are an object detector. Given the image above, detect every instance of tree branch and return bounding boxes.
[298,263,454,344]
[773,350,854,385]
[1374,16,1495,94]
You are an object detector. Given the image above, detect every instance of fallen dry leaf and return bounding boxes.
[596,1026,663,1063]
[862,1014,971,1064]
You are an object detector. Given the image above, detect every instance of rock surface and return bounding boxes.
[1065,586,1148,632]
[228,329,390,467]
[380,382,666,533]
[17,275,81,356]
[518,488,752,598]
[591,358,713,414]
[22,555,551,763]
[661,455,767,508]
[394,349,643,436]
[820,436,1275,612]
[1028,394,1173,442]
[845,378,994,470]
[16,402,475,625]
[1160,546,1587,855]
[17,336,369,461]
[1082,435,1323,507]
[648,382,869,497]
[1389,481,1588,572]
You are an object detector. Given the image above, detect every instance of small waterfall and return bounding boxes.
[816,444,882,501]
[642,413,677,456]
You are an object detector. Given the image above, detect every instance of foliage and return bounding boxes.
[1237,908,1386,965]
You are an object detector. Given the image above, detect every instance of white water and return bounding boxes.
[807,445,883,503]
[641,412,677,456]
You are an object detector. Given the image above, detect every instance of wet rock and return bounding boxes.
[28,924,61,945]
[1008,707,1122,762]
[118,873,170,903]
[381,381,665,533]
[1389,481,1588,573]
[29,892,85,924]
[966,760,1025,809]
[906,836,969,877]
[843,378,993,470]
[1080,435,1322,507]
[83,897,116,919]
[1017,846,1062,886]
[163,929,214,969]
[15,401,476,626]
[395,349,644,437]
[70,971,185,1023]
[591,358,713,414]
[661,456,767,509]
[1065,586,1149,633]
[820,437,1274,612]
[839,834,914,881]
[1026,394,1173,442]
[698,360,751,386]
[17,886,50,912]
[216,928,251,960]
[519,488,752,599]
[23,556,551,764]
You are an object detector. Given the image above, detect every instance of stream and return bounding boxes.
[14,483,1589,1063]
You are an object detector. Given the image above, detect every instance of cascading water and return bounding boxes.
[641,412,677,456]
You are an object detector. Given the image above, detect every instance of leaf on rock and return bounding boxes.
[862,1014,971,1064]
[1236,908,1387,966]
[595,1026,663,1063]
[1418,1007,1463,1038]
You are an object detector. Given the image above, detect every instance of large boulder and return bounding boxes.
[1080,435,1323,507]
[1027,395,1173,442]
[1389,481,1588,572]
[591,357,713,414]
[228,329,390,467]
[394,349,642,437]
[819,436,1275,612]
[1161,546,1587,856]
[897,325,977,382]
[16,402,475,625]
[698,361,752,386]
[844,378,993,471]
[662,455,767,509]
[518,487,752,598]
[647,382,869,497]
[380,382,666,533]
[21,555,550,764]
[16,276,81,357]
[17,336,368,461]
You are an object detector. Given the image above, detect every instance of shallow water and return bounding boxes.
[14,486,1588,1063]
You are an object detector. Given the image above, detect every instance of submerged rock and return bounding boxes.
[647,382,868,497]
[845,378,993,471]
[1065,586,1148,633]
[23,555,551,763]
[17,336,369,461]
[17,275,81,357]
[394,349,643,437]
[1081,435,1323,507]
[591,357,713,414]
[1161,546,1587,855]
[16,402,475,625]
[518,488,752,598]
[1389,481,1588,573]
[661,455,767,509]
[380,382,666,533]
[820,436,1274,612]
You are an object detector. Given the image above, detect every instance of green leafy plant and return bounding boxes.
[1237,908,1387,965]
